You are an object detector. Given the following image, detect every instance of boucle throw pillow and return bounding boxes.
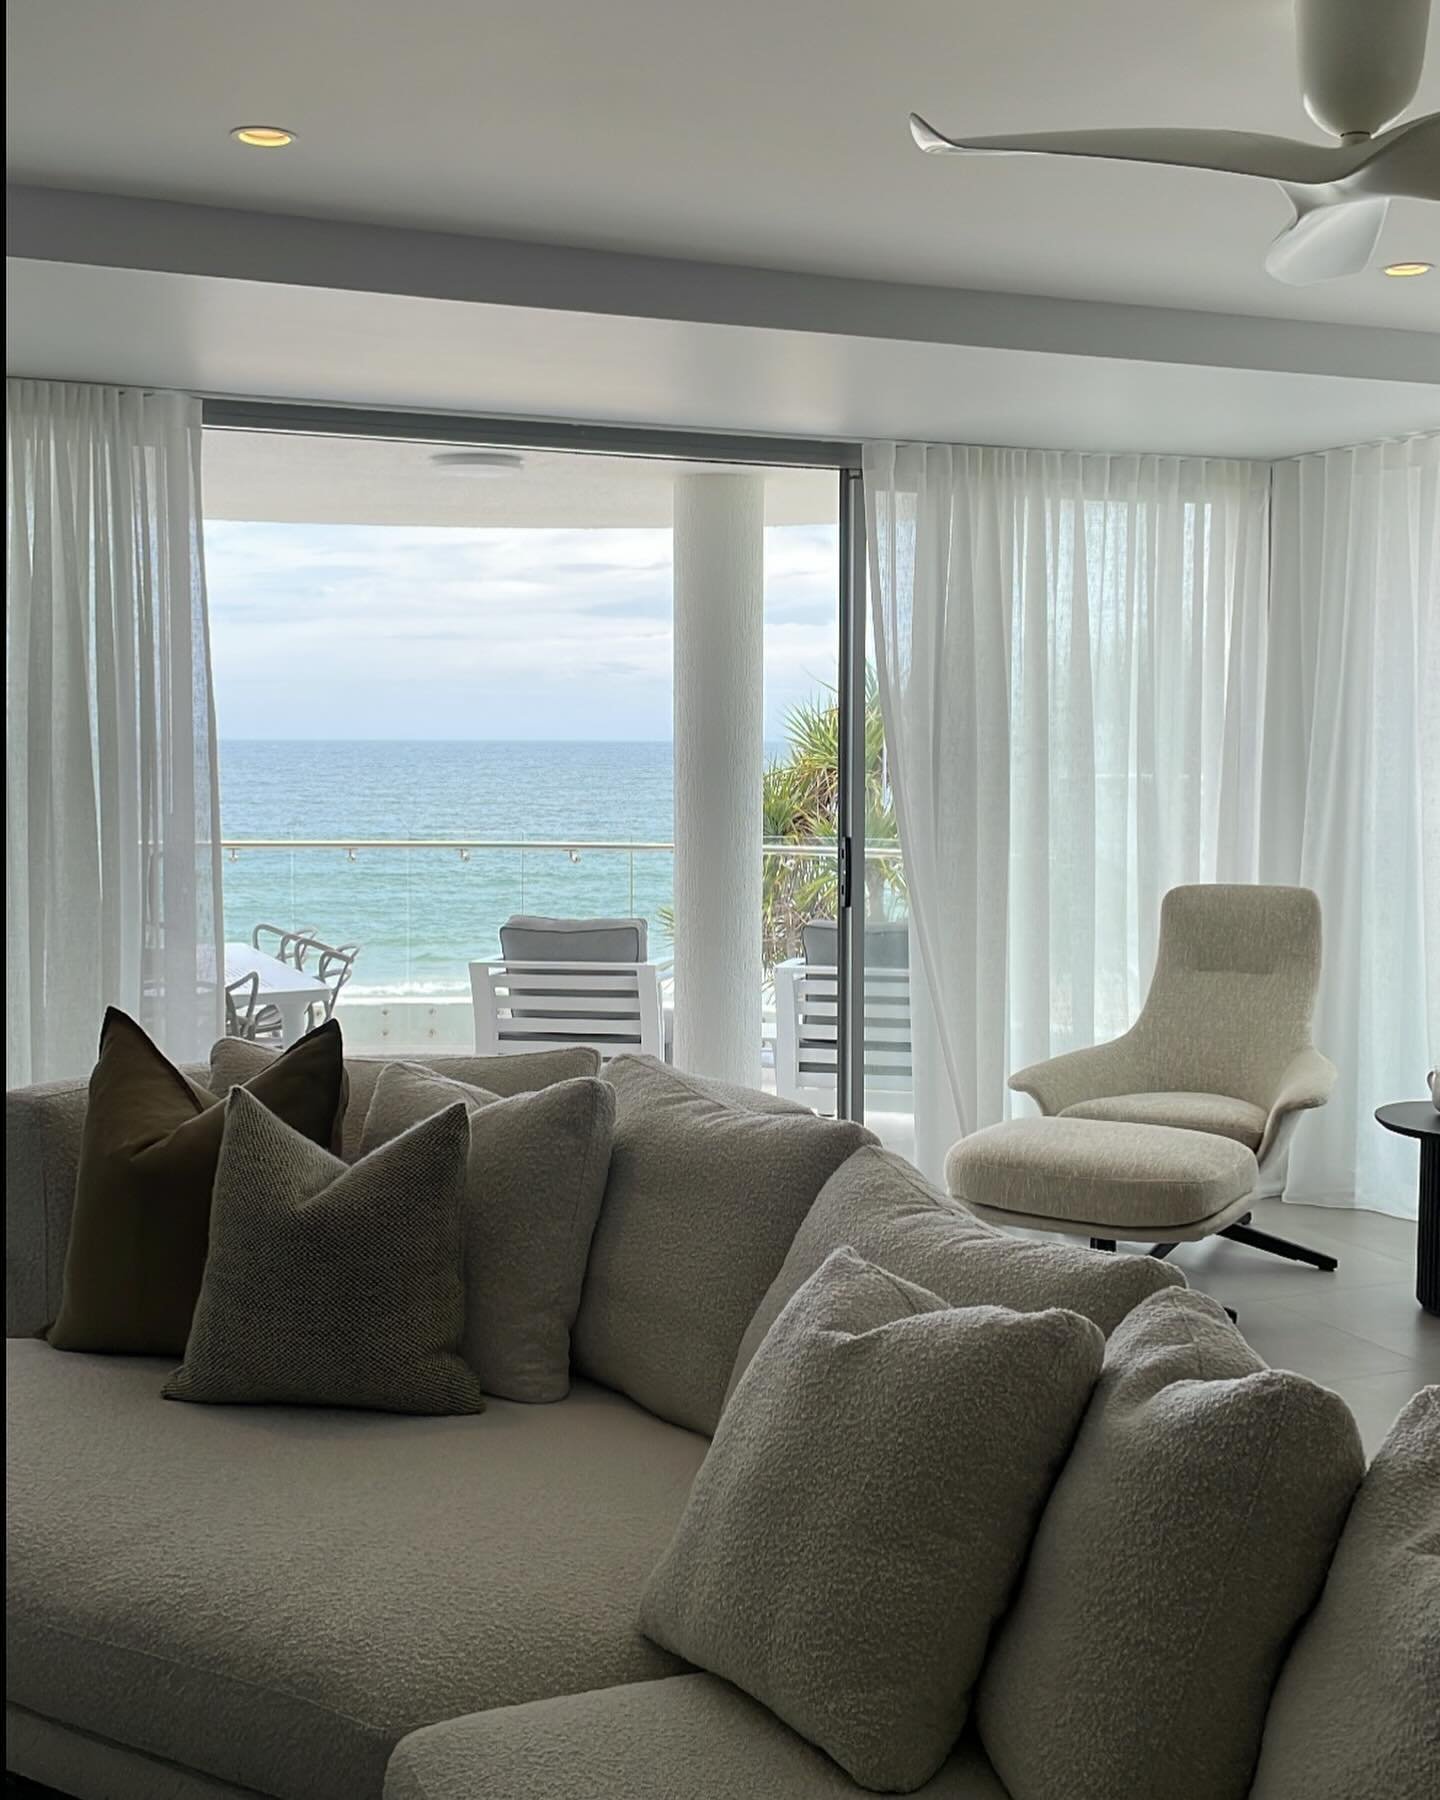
[360,1064,615,1402]
[1249,1384,1439,1800]
[726,1145,1186,1404]
[975,1287,1365,1800]
[640,1247,1104,1792]
[210,1036,600,1163]
[164,1088,484,1415]
[573,1056,874,1435]
[48,1010,346,1356]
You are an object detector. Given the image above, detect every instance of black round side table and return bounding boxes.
[1376,1102,1440,1315]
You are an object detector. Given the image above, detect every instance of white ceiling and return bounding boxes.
[6,0,1439,331]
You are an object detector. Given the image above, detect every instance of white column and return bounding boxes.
[672,471,764,1086]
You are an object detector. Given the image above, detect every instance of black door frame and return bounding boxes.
[201,398,870,1124]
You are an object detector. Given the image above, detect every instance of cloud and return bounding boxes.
[207,519,838,741]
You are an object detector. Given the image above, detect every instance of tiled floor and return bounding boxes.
[1150,1200,1437,1455]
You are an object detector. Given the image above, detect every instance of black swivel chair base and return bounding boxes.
[1217,1217,1339,1272]
[1087,1212,1339,1325]
[1088,1215,1338,1275]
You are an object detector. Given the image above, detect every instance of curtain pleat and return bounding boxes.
[867,434,1437,1217]
[6,380,224,1085]
[1259,435,1439,1214]
[864,444,1269,1183]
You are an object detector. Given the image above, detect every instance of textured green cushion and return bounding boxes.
[573,1056,873,1434]
[164,1089,484,1415]
[727,1146,1185,1404]
[641,1248,1104,1792]
[975,1288,1365,1800]
[47,1011,345,1356]
[210,1036,601,1164]
[1249,1385,1440,1800]
[361,1064,615,1403]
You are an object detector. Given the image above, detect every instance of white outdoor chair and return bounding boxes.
[223,971,261,1040]
[249,933,359,1042]
[252,923,318,967]
[470,958,664,1062]
[774,920,913,1110]
[473,912,663,1063]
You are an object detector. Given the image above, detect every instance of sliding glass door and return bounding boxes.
[203,407,858,1106]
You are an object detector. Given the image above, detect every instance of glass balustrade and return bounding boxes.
[220,836,907,1149]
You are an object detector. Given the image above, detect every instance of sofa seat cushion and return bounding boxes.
[946,1118,1257,1231]
[1059,1090,1268,1150]
[5,1340,706,1800]
[385,1676,1014,1800]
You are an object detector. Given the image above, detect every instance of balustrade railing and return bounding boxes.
[220,837,904,1001]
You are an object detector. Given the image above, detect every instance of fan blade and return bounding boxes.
[1344,112,1440,201]
[1264,196,1390,284]
[908,116,1375,186]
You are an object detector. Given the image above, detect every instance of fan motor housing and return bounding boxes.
[1298,0,1430,138]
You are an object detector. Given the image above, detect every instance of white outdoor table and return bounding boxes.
[224,944,330,1047]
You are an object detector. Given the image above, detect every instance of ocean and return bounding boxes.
[220,740,695,996]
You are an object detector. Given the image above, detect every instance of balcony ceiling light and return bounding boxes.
[430,451,526,476]
[230,126,297,148]
[1382,261,1432,276]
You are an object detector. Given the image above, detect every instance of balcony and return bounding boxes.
[221,835,913,1153]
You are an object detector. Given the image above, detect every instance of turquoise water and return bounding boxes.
[221,740,707,995]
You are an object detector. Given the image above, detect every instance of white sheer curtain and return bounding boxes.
[865,444,1270,1181]
[1259,434,1439,1215]
[6,380,223,1085]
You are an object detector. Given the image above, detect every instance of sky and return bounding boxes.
[205,519,840,741]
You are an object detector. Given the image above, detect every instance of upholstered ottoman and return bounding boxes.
[945,1118,1259,1248]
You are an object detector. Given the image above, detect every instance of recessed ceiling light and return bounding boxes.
[430,451,526,476]
[230,126,296,148]
[1382,261,1432,277]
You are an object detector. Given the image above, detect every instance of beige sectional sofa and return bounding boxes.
[6,1049,1435,1800]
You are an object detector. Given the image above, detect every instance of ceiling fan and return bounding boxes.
[910,0,1439,284]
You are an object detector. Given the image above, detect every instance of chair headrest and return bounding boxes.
[499,914,648,963]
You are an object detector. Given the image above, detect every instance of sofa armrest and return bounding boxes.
[6,1079,89,1337]
[1007,1039,1140,1117]
[384,1676,1007,1800]
[1257,1048,1337,1165]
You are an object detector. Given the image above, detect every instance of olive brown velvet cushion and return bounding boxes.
[210,1035,601,1164]
[47,1010,345,1356]
[726,1146,1185,1404]
[975,1287,1366,1800]
[164,1088,484,1416]
[360,1064,615,1403]
[572,1056,873,1434]
[640,1248,1104,1793]
[1248,1384,1440,1800]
